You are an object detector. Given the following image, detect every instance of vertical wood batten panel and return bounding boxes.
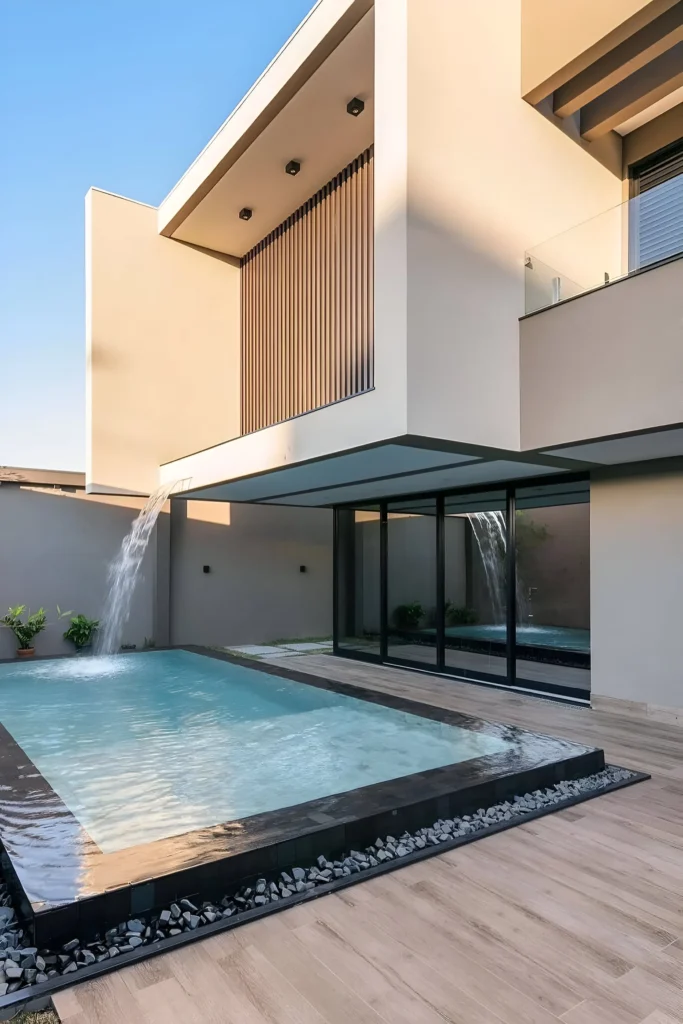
[240,147,373,434]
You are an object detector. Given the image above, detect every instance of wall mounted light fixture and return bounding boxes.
[346,97,365,116]
[285,160,301,176]
[239,208,253,221]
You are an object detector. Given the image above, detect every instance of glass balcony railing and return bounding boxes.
[524,170,683,315]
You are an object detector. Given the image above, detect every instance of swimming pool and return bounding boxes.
[0,647,603,946]
[0,649,509,853]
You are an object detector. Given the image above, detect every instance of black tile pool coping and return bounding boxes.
[0,764,648,1017]
[0,645,606,949]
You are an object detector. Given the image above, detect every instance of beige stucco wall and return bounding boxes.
[591,464,683,709]
[522,0,677,102]
[520,256,683,450]
[86,189,241,496]
[0,486,158,657]
[169,501,332,645]
[401,0,622,452]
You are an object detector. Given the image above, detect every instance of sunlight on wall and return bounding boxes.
[185,500,232,526]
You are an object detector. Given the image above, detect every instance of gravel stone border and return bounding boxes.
[0,765,637,1002]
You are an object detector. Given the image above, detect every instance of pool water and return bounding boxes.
[0,650,510,854]
[441,624,590,654]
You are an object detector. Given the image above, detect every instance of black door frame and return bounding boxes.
[332,471,590,700]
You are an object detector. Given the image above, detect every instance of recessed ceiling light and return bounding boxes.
[285,160,301,176]
[347,97,365,117]
[239,208,253,221]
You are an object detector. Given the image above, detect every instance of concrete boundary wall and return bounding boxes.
[0,486,332,658]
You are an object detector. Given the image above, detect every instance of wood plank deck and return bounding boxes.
[54,657,683,1024]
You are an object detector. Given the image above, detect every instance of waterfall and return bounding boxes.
[468,511,506,623]
[96,483,175,656]
[466,511,529,625]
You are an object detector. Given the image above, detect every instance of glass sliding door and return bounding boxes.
[443,491,509,684]
[386,498,438,667]
[334,476,591,700]
[514,481,590,697]
[335,507,381,658]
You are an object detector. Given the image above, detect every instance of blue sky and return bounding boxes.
[0,0,312,471]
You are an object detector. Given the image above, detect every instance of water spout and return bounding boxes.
[96,482,176,655]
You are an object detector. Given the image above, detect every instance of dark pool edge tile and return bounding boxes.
[0,766,649,1015]
[27,742,603,943]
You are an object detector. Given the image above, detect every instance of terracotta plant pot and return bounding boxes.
[16,648,35,658]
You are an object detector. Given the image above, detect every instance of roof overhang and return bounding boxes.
[158,0,374,256]
[524,0,683,150]
[158,391,590,507]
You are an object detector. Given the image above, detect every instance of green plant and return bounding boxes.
[445,602,477,626]
[63,614,100,651]
[1,605,48,650]
[143,636,156,650]
[392,602,424,631]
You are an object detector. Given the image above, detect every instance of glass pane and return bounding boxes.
[515,482,590,697]
[443,491,508,683]
[524,170,683,314]
[386,498,437,667]
[335,508,381,656]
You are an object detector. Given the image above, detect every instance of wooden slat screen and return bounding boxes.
[240,146,374,435]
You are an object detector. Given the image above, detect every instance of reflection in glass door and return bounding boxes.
[515,481,591,697]
[335,507,381,658]
[443,491,509,684]
[333,477,591,701]
[386,498,437,667]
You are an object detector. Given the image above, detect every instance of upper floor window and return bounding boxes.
[630,140,683,271]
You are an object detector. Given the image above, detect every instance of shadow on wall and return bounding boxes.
[170,499,333,648]
[404,201,526,449]
[0,486,157,658]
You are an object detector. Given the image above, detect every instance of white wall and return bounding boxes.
[0,486,156,657]
[521,257,683,449]
[169,501,333,646]
[400,0,622,450]
[591,465,683,709]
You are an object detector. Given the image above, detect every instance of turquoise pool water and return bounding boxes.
[0,650,510,854]
[437,624,590,654]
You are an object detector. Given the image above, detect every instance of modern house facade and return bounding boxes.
[86,0,683,713]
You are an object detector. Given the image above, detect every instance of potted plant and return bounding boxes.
[1,605,47,658]
[392,602,424,632]
[63,614,100,653]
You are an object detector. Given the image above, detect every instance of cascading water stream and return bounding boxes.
[467,511,506,623]
[96,482,176,656]
[466,510,529,625]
